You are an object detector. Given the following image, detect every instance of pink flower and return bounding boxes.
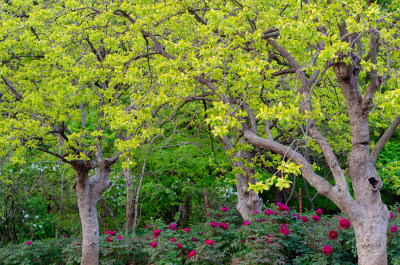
[339,218,351,229]
[26,241,32,245]
[117,236,123,240]
[329,230,338,240]
[243,221,251,226]
[205,239,214,245]
[182,228,190,233]
[398,206,400,213]
[253,211,259,214]
[264,209,274,215]
[169,238,176,242]
[221,206,228,212]
[105,230,116,236]
[280,227,290,235]
[257,219,263,222]
[167,223,177,231]
[301,216,309,223]
[322,245,333,256]
[316,208,323,215]
[198,232,203,234]
[293,214,300,220]
[177,243,182,249]
[191,237,198,242]
[150,241,158,248]
[390,212,396,219]
[278,204,289,212]
[277,202,282,206]
[153,229,161,238]
[106,236,113,242]
[312,215,320,222]
[391,226,398,233]
[219,222,228,230]
[188,250,197,258]
[210,221,218,227]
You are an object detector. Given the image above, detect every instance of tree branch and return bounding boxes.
[370,114,400,165]
[1,77,23,101]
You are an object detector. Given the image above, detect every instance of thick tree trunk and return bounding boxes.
[352,209,389,265]
[73,161,112,265]
[235,150,263,220]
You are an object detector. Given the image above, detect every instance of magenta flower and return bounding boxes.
[221,206,228,212]
[188,250,197,258]
[167,223,177,231]
[316,208,323,215]
[293,214,300,220]
[257,219,263,222]
[390,212,396,219]
[280,227,290,235]
[278,204,289,212]
[198,232,203,234]
[191,237,198,242]
[398,206,400,213]
[312,215,321,222]
[106,236,113,242]
[277,202,282,206]
[26,241,32,245]
[329,230,338,240]
[301,216,309,223]
[391,226,398,233]
[177,243,182,249]
[150,241,158,248]
[219,222,228,230]
[322,245,333,256]
[243,221,251,226]
[264,209,274,215]
[153,229,161,238]
[210,221,218,227]
[253,211,259,214]
[205,240,214,245]
[182,228,190,233]
[117,236,123,240]
[105,230,116,236]
[339,218,351,229]
[169,238,176,242]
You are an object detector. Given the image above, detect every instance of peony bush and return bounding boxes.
[0,203,399,264]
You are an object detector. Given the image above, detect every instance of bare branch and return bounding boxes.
[1,77,23,101]
[370,114,400,165]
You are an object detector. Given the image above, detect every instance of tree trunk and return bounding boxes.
[352,210,389,265]
[235,150,263,220]
[73,161,112,265]
[124,165,135,235]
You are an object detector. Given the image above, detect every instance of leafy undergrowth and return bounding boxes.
[1,204,399,265]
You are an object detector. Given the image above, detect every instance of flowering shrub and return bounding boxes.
[1,203,399,265]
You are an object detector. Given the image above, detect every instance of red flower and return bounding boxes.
[105,230,116,236]
[167,223,177,231]
[198,232,203,234]
[210,221,218,227]
[182,228,190,233]
[153,229,161,238]
[257,219,263,222]
[205,239,214,245]
[329,230,338,240]
[322,245,333,256]
[150,241,158,248]
[398,206,400,213]
[279,225,290,235]
[312,215,320,222]
[177,243,182,249]
[221,206,228,212]
[169,238,176,242]
[339,218,351,229]
[301,216,309,223]
[188,250,197,258]
[219,222,228,230]
[391,226,398,233]
[191,237,198,242]
[278,204,289,212]
[264,209,274,215]
[316,208,323,215]
[106,236,113,242]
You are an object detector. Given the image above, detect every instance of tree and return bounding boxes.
[100,0,398,264]
[0,1,162,264]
